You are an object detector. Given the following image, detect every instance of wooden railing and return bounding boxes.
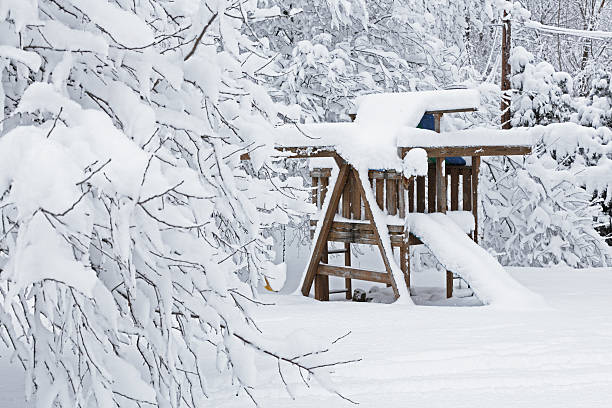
[311,162,476,218]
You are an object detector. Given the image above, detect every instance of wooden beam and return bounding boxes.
[400,145,531,158]
[242,143,530,163]
[240,147,344,167]
[425,107,477,115]
[310,168,331,178]
[318,264,391,284]
[309,219,424,246]
[301,163,351,296]
[369,170,403,180]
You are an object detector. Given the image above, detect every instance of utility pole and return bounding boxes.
[501,11,512,129]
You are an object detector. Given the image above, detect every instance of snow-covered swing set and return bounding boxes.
[246,89,545,307]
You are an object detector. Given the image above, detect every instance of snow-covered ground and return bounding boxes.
[214,266,612,407]
[2,267,611,407]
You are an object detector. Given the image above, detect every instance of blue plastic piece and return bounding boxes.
[445,156,466,165]
[417,113,435,131]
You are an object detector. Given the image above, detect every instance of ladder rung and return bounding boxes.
[329,289,350,294]
[327,249,349,254]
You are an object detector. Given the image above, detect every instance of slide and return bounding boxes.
[406,213,546,310]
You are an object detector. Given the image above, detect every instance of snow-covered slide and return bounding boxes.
[406,213,547,310]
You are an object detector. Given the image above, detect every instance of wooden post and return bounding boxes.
[316,219,330,301]
[312,176,319,207]
[344,242,352,299]
[434,112,453,298]
[450,167,459,211]
[321,177,329,206]
[401,232,410,293]
[427,164,436,213]
[446,270,453,299]
[417,175,426,213]
[501,11,512,130]
[314,274,329,301]
[353,172,362,220]
[471,156,481,243]
[301,163,350,297]
[407,176,415,213]
[375,178,384,211]
[435,159,447,214]
[342,172,352,219]
[398,176,406,218]
[342,173,361,300]
[387,176,397,216]
[462,167,472,211]
[433,113,442,133]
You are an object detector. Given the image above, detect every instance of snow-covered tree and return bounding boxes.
[510,46,575,126]
[254,0,508,122]
[575,70,612,128]
[0,1,344,407]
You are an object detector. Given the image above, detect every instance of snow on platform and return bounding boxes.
[272,89,482,170]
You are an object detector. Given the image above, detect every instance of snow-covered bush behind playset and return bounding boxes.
[481,124,612,267]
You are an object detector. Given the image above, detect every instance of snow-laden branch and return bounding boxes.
[522,20,612,41]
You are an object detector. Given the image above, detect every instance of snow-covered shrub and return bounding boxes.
[510,47,575,127]
[0,1,341,407]
[481,124,612,268]
[575,70,612,129]
[482,155,610,267]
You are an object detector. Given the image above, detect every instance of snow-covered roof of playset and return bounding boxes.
[354,88,479,129]
[270,89,533,169]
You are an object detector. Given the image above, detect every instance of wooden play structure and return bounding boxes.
[243,90,534,303]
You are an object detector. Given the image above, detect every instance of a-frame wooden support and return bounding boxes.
[301,163,401,300]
